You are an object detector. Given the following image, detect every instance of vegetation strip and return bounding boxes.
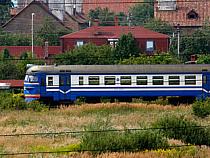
[0,144,197,156]
[1,126,209,137]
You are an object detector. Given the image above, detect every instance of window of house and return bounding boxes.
[89,76,99,85]
[185,76,196,85]
[187,10,198,19]
[120,76,131,85]
[108,39,118,48]
[105,76,115,85]
[76,41,84,46]
[146,41,154,52]
[137,76,147,85]
[158,0,176,10]
[153,76,164,85]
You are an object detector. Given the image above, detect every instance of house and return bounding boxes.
[60,17,170,53]
[154,0,210,33]
[3,1,88,34]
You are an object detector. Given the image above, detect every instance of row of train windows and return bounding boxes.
[42,77,71,86]
[79,76,197,85]
[42,75,197,86]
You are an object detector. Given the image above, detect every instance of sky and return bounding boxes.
[12,0,17,7]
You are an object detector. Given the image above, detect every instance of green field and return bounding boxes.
[0,102,210,157]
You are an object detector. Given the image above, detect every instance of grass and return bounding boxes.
[0,102,210,157]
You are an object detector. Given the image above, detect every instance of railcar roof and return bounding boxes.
[26,64,210,74]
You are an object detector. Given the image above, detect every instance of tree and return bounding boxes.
[0,47,12,59]
[0,47,20,79]
[0,0,14,25]
[35,17,71,46]
[118,52,181,65]
[0,32,31,46]
[143,18,174,36]
[54,43,114,65]
[129,0,154,26]
[170,19,210,62]
[16,51,45,79]
[88,7,126,26]
[114,33,140,61]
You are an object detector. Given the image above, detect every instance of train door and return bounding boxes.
[59,74,71,100]
[202,74,210,98]
[40,75,46,95]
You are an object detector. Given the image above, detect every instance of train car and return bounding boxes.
[24,64,210,103]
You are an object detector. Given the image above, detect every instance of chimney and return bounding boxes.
[115,17,119,26]
[93,19,99,35]
[73,4,76,16]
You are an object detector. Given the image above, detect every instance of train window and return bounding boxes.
[79,76,83,85]
[137,76,147,85]
[48,77,53,86]
[89,76,99,85]
[60,77,64,86]
[203,76,207,85]
[120,76,131,85]
[29,75,38,82]
[105,76,115,85]
[66,77,70,85]
[185,76,196,85]
[24,75,29,81]
[153,76,163,85]
[169,76,180,85]
[41,78,45,86]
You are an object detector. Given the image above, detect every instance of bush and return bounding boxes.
[80,118,169,155]
[27,100,48,112]
[191,98,210,118]
[0,92,27,110]
[152,114,210,146]
[74,97,86,105]
[100,97,111,103]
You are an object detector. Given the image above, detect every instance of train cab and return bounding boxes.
[24,74,40,103]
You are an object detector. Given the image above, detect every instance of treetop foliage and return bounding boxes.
[129,0,154,26]
[0,0,14,25]
[143,18,174,36]
[88,7,127,26]
[114,32,140,61]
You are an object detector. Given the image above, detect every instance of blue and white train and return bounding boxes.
[24,64,210,103]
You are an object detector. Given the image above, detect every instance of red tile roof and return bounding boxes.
[61,26,170,39]
[0,80,24,88]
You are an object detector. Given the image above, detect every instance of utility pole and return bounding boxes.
[31,13,35,58]
[177,23,180,58]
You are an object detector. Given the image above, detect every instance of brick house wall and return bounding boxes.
[82,0,141,14]
[154,0,210,32]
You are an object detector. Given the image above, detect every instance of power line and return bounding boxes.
[0,125,209,137]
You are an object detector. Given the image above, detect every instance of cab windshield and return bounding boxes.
[25,75,38,82]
